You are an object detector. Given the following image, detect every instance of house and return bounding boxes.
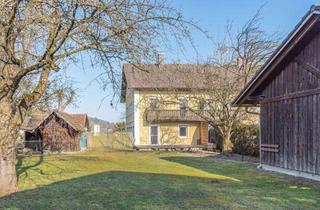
[21,111,90,152]
[120,56,214,148]
[233,5,320,180]
[93,124,101,136]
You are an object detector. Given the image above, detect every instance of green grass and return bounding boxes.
[0,151,320,209]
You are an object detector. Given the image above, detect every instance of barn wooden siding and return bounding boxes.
[259,32,320,175]
[40,114,81,152]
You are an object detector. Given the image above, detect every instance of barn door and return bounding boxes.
[80,129,87,150]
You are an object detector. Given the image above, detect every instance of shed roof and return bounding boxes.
[21,113,48,131]
[22,111,89,132]
[232,5,320,106]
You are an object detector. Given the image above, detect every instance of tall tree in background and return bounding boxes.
[192,11,278,152]
[40,76,78,112]
[151,11,278,152]
[11,72,78,113]
[0,0,202,193]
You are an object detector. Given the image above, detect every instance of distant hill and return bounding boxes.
[89,117,114,133]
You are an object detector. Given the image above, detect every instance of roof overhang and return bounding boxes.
[232,5,320,107]
[23,111,84,132]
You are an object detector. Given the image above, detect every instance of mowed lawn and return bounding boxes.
[0,151,320,209]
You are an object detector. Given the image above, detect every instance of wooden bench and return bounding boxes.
[261,144,279,153]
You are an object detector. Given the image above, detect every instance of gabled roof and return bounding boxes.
[55,112,86,131]
[21,112,48,131]
[70,113,89,128]
[121,63,216,102]
[232,5,320,106]
[22,111,89,132]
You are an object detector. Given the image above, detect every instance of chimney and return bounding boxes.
[157,53,164,65]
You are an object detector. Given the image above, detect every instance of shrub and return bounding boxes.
[209,124,259,156]
[231,124,259,157]
[208,127,223,151]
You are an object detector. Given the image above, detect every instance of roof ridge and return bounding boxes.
[55,112,84,131]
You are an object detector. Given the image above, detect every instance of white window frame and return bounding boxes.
[149,124,160,144]
[178,124,189,138]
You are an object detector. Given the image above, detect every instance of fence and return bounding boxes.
[89,132,134,150]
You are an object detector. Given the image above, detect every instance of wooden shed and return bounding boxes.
[233,5,320,180]
[22,111,90,152]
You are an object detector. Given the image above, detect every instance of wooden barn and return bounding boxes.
[21,111,90,152]
[233,5,320,180]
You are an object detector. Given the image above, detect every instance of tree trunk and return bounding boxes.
[0,147,17,194]
[0,98,19,195]
[222,129,233,153]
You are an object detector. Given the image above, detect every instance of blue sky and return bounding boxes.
[65,0,319,122]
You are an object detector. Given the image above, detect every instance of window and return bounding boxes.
[150,125,159,144]
[149,97,159,109]
[179,124,188,138]
[179,98,188,110]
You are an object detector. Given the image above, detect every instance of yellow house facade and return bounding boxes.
[121,61,213,146]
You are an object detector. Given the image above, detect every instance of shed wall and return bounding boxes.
[40,117,80,152]
[260,32,320,175]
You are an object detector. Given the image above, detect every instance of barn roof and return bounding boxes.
[232,5,320,106]
[21,113,48,131]
[121,63,216,102]
[22,111,89,132]
[69,114,88,128]
[55,112,86,131]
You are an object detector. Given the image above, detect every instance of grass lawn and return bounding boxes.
[0,151,320,209]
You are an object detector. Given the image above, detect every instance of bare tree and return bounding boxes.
[40,76,79,112]
[147,11,278,152]
[12,72,78,115]
[0,0,203,193]
[193,11,278,152]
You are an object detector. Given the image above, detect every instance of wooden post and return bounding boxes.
[199,122,203,145]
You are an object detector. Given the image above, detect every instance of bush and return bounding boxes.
[208,127,223,151]
[209,124,259,156]
[231,124,259,157]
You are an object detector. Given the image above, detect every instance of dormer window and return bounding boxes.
[149,97,159,109]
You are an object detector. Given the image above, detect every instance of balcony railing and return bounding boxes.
[145,109,207,123]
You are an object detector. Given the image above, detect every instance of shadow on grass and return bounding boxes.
[16,155,44,181]
[160,156,320,208]
[0,171,232,210]
[1,155,319,209]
